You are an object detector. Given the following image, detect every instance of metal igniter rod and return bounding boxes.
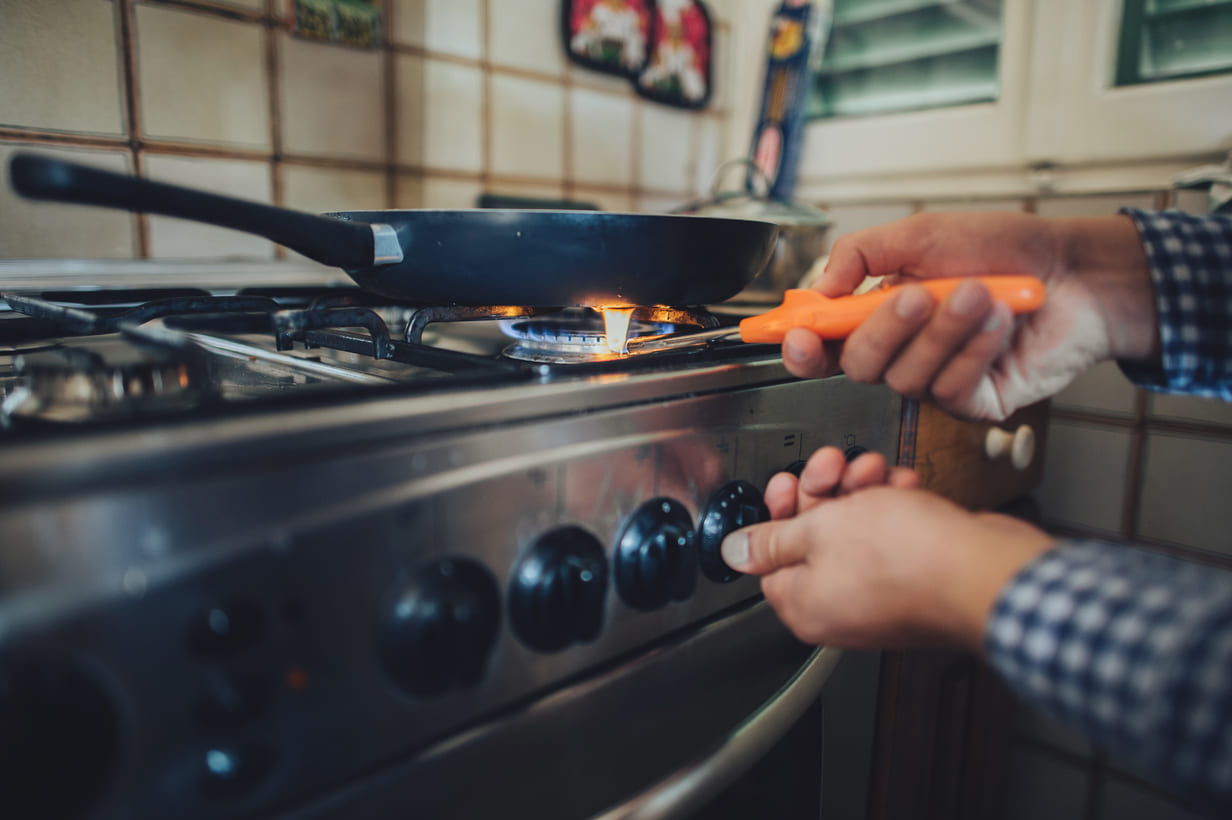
[623,327,742,355]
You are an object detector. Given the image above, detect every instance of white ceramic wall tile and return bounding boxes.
[1035,193,1158,218]
[1014,702,1091,758]
[411,59,483,172]
[569,62,637,95]
[421,177,484,209]
[820,203,915,254]
[1035,420,1132,536]
[1100,777,1206,820]
[1149,392,1232,426]
[639,105,694,193]
[694,117,724,196]
[570,88,633,186]
[1000,746,1089,820]
[711,28,732,112]
[1172,188,1210,215]
[136,4,269,148]
[393,54,426,167]
[490,75,564,180]
[489,0,567,76]
[144,155,274,259]
[395,174,423,209]
[392,0,483,59]
[573,187,634,213]
[921,199,1026,212]
[281,165,386,214]
[1137,432,1232,555]
[483,181,565,201]
[0,0,124,135]
[0,144,134,258]
[279,34,384,161]
[1052,361,1140,417]
[637,194,685,213]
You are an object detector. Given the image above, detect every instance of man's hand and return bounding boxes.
[723,451,1055,651]
[782,211,1159,421]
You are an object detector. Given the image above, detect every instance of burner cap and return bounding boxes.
[3,338,209,423]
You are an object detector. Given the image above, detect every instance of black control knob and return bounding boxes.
[509,526,608,652]
[186,599,264,658]
[380,557,500,697]
[697,480,771,583]
[614,499,698,611]
[844,444,870,462]
[0,657,119,819]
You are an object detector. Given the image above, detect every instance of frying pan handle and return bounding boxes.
[9,152,396,269]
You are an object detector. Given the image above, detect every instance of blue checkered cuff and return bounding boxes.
[985,539,1232,810]
[1118,208,1232,400]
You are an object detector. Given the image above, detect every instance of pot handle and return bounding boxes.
[707,157,774,200]
[8,153,402,269]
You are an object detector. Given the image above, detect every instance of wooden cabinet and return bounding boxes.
[862,400,1050,820]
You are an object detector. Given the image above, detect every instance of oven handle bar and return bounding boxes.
[590,646,842,820]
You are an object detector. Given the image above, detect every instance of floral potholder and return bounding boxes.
[636,0,711,109]
[563,0,654,78]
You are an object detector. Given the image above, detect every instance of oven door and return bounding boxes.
[278,600,857,819]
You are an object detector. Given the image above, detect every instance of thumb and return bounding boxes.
[720,516,811,576]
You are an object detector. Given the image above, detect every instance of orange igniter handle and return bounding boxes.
[738,276,1046,343]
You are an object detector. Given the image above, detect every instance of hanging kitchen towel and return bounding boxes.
[635,0,711,109]
[563,0,654,78]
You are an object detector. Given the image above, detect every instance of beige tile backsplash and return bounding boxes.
[489,0,568,77]
[415,59,485,172]
[278,32,385,161]
[0,0,125,136]
[136,3,270,148]
[393,0,483,59]
[144,154,275,259]
[490,75,564,180]
[570,88,634,187]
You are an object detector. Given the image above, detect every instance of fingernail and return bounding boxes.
[784,340,807,364]
[948,280,988,317]
[895,286,932,321]
[983,300,1012,333]
[721,531,749,568]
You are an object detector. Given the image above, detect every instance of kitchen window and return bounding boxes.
[812,0,1006,119]
[1114,0,1232,86]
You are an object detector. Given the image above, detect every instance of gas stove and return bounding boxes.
[0,260,902,820]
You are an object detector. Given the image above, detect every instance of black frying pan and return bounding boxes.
[9,153,778,308]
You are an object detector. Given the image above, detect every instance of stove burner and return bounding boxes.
[499,307,720,364]
[2,338,209,424]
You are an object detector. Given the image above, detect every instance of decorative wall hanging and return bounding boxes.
[290,0,383,49]
[563,0,654,78]
[635,0,712,109]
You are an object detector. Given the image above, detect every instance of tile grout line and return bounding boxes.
[562,64,574,200]
[382,0,398,208]
[264,6,285,257]
[116,0,150,258]
[480,0,493,193]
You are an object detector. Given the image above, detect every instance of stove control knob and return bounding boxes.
[0,657,119,819]
[614,499,697,611]
[380,557,500,697]
[697,480,771,583]
[509,526,608,652]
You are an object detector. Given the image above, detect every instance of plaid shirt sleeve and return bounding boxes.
[985,539,1232,812]
[1118,208,1232,399]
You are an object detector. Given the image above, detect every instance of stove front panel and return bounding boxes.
[0,376,900,820]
